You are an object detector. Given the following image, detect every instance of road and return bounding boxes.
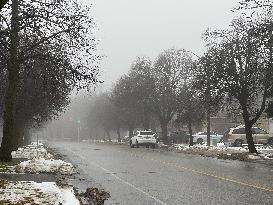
[52,141,273,205]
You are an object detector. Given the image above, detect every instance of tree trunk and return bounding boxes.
[12,124,22,151]
[0,0,20,161]
[128,126,134,139]
[188,122,193,146]
[106,130,111,142]
[245,123,257,153]
[23,129,31,146]
[18,128,27,147]
[117,128,121,143]
[242,105,257,153]
[161,121,168,145]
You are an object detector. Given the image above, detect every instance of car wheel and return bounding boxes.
[136,140,139,148]
[267,137,273,145]
[197,138,203,144]
[234,139,243,147]
[150,144,156,149]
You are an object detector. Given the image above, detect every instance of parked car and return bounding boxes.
[130,130,157,148]
[123,135,130,142]
[222,125,273,146]
[192,131,221,144]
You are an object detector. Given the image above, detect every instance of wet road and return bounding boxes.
[52,141,273,205]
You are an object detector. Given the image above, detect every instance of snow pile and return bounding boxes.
[12,142,53,159]
[169,143,273,160]
[16,158,75,175]
[248,154,261,160]
[30,141,44,147]
[0,180,80,205]
[172,144,190,151]
[171,143,272,153]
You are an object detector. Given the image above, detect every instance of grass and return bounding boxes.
[0,159,21,173]
[0,200,12,205]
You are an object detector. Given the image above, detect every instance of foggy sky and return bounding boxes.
[79,0,239,88]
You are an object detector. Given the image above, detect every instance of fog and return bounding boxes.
[80,0,238,88]
[41,0,241,142]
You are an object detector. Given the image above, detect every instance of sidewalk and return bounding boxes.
[0,141,110,205]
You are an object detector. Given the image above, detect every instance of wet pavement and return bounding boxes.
[51,141,273,205]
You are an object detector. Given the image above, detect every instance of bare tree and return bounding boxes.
[87,93,122,142]
[129,56,154,130]
[151,48,193,144]
[0,0,99,161]
[203,16,273,153]
[176,84,205,146]
[111,75,142,138]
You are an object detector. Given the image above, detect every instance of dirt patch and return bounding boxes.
[76,187,110,205]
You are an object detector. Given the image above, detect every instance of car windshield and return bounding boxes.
[140,131,153,135]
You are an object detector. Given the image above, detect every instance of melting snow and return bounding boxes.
[170,143,273,159]
[12,142,53,159]
[16,157,75,175]
[0,181,79,205]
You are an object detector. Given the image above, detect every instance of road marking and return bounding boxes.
[69,149,169,205]
[141,155,273,193]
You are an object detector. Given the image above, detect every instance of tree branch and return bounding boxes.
[0,0,8,11]
[21,28,70,54]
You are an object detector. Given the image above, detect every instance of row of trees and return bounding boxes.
[0,0,100,161]
[87,51,206,145]
[88,0,273,153]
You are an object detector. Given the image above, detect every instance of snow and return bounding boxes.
[16,157,75,175]
[12,142,53,159]
[170,143,273,160]
[0,181,80,205]
[1,142,80,204]
[62,188,81,205]
[248,154,261,160]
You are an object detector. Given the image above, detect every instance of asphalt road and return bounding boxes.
[52,141,273,205]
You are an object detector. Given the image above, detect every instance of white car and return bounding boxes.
[130,130,157,148]
[193,131,221,144]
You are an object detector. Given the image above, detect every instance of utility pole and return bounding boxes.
[77,119,81,143]
[205,59,211,147]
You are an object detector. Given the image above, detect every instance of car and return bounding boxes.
[130,130,157,148]
[192,131,221,144]
[222,125,273,147]
[122,135,130,142]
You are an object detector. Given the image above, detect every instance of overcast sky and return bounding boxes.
[79,0,239,89]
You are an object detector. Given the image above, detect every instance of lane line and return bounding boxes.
[72,143,273,194]
[136,153,273,193]
[69,149,169,205]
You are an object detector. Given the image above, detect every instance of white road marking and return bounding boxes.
[69,149,169,205]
